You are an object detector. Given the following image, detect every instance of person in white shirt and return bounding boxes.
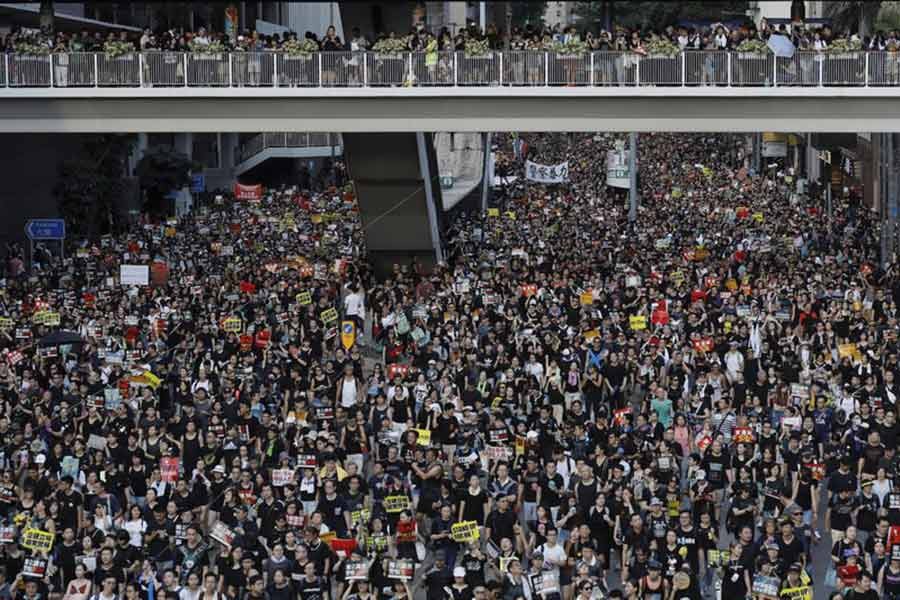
[343,282,366,344]
[537,527,568,584]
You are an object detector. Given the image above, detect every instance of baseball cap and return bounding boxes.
[453,567,466,578]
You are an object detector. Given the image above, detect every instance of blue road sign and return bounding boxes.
[191,174,205,193]
[25,219,65,240]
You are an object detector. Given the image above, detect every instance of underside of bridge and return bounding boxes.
[342,132,446,275]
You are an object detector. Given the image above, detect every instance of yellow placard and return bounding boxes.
[32,310,49,325]
[779,586,812,600]
[350,508,372,526]
[21,528,55,553]
[583,329,599,340]
[450,520,480,543]
[142,371,161,390]
[629,315,647,331]
[505,211,517,220]
[753,212,764,223]
[0,317,11,331]
[838,343,861,361]
[296,291,312,306]
[413,428,431,446]
[164,227,177,238]
[579,292,593,306]
[222,317,243,333]
[310,214,323,224]
[384,495,410,513]
[487,208,500,217]
[515,435,526,456]
[320,308,338,324]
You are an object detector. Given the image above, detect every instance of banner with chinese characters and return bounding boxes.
[525,160,569,184]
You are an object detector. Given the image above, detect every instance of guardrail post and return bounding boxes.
[635,55,640,86]
[362,54,367,87]
[407,52,413,86]
[49,54,54,87]
[773,56,777,87]
[453,52,458,86]
[139,53,144,87]
[544,51,549,86]
[228,53,233,87]
[318,52,323,86]
[499,52,503,86]
[819,55,823,86]
[273,54,278,87]
[3,54,7,87]
[865,52,869,87]
[94,53,99,87]
[183,53,188,87]
[589,52,594,86]
[727,52,731,87]
[681,52,686,86]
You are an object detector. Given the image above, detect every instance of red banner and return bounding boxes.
[234,183,263,201]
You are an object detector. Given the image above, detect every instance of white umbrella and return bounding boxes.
[767,34,795,58]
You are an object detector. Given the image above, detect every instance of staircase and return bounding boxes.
[234,132,343,176]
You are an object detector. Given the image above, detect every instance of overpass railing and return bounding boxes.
[3,50,899,88]
[236,132,342,164]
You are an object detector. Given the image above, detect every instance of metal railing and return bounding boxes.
[5,50,900,88]
[237,132,343,164]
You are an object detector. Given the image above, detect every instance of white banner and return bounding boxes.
[606,149,630,189]
[120,265,149,286]
[762,140,787,157]
[525,160,569,184]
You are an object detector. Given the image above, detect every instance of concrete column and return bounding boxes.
[175,132,193,160]
[130,133,149,176]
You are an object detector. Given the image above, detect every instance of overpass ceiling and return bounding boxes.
[3,88,900,133]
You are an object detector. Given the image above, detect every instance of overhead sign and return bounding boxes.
[191,174,205,193]
[25,219,65,240]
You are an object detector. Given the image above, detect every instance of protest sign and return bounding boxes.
[345,559,371,580]
[413,428,431,446]
[320,308,338,324]
[525,160,569,184]
[120,265,149,286]
[629,315,647,331]
[451,520,480,543]
[210,522,235,548]
[272,469,295,487]
[160,457,179,482]
[21,528,55,553]
[23,557,48,578]
[384,496,410,513]
[387,559,415,580]
[751,574,780,599]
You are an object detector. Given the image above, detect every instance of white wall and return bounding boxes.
[285,2,343,40]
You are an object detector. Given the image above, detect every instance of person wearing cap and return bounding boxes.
[640,559,667,598]
[425,550,452,600]
[447,566,471,600]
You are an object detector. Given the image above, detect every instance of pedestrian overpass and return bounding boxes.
[6,49,900,267]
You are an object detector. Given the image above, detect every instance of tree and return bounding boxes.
[824,1,882,37]
[136,145,198,217]
[54,134,133,239]
[573,1,748,31]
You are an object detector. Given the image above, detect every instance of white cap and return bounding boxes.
[453,567,466,578]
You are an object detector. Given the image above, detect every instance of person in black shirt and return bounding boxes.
[485,496,517,547]
[720,542,751,598]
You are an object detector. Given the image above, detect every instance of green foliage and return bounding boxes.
[645,37,680,56]
[54,134,132,239]
[551,38,590,55]
[136,146,198,215]
[511,1,547,27]
[282,38,320,56]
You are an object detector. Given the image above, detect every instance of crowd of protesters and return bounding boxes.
[1,17,897,57]
[0,129,899,600]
